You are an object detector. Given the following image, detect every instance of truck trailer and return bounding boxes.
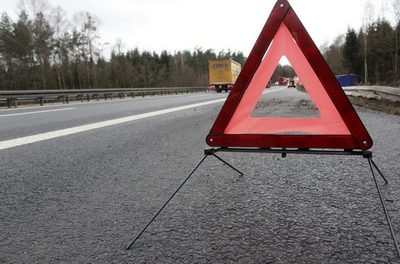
[208,59,241,93]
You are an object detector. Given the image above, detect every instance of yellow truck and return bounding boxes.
[208,59,241,93]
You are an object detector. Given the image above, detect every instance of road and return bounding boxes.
[0,87,399,263]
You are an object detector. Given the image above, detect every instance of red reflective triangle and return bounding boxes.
[206,0,373,150]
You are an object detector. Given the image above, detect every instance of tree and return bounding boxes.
[393,0,400,85]
[17,0,50,19]
[343,28,362,76]
[0,3,250,90]
[12,11,34,89]
[73,12,100,88]
[321,35,346,75]
[50,6,68,89]
[366,19,394,84]
[0,13,17,89]
[32,12,53,89]
[363,0,374,83]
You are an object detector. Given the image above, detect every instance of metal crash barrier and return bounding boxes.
[0,87,209,108]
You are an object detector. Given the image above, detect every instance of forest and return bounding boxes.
[323,20,400,86]
[0,4,246,90]
[1,1,400,90]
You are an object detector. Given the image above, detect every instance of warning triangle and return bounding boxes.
[206,0,373,150]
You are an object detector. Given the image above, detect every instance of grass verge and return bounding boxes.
[348,96,400,116]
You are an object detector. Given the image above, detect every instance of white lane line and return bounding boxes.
[0,88,286,150]
[0,99,225,150]
[0,108,75,117]
[263,87,286,94]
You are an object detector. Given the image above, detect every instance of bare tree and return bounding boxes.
[32,12,53,89]
[17,0,50,19]
[363,1,375,84]
[393,0,400,85]
[321,35,346,75]
[73,12,100,88]
[50,6,68,89]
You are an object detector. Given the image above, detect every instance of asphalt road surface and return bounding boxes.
[1,87,399,263]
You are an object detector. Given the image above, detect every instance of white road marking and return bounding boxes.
[0,99,224,150]
[0,88,285,150]
[0,108,74,117]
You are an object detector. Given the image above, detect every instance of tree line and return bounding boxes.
[322,5,400,86]
[3,1,400,90]
[0,6,245,90]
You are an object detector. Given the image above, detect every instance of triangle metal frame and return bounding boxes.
[206,0,373,150]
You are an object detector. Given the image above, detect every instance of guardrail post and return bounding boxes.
[86,94,90,102]
[14,98,17,108]
[66,95,69,104]
[39,97,44,106]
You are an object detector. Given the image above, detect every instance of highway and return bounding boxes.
[1,87,399,263]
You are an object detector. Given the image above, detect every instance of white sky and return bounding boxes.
[1,0,396,56]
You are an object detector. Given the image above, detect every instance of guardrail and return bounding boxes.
[343,85,400,102]
[1,85,398,108]
[0,87,209,108]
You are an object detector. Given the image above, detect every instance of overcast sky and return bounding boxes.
[1,0,396,56]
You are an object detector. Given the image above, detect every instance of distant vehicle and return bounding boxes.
[278,76,288,86]
[336,74,359,87]
[208,59,241,93]
[293,76,299,86]
[287,79,295,88]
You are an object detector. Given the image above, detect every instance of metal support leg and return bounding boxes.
[368,158,400,258]
[204,149,244,176]
[211,153,244,176]
[125,151,243,250]
[126,155,209,250]
[370,158,389,184]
